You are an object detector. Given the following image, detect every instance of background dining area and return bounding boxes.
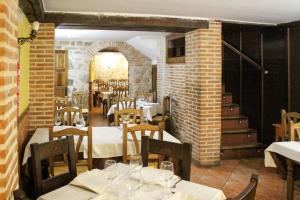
[3,0,300,200]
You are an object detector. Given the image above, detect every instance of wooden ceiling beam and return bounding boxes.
[19,0,45,22]
[44,12,209,33]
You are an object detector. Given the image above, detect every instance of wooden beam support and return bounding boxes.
[19,0,45,22]
[44,12,209,32]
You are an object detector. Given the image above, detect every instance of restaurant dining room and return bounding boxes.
[2,0,300,200]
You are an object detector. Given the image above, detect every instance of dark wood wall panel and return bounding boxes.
[222,23,288,145]
[290,27,300,113]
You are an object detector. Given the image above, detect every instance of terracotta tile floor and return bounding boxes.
[89,106,300,200]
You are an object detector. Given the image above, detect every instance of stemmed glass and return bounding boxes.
[75,117,84,128]
[104,160,118,181]
[55,113,62,126]
[127,155,143,200]
[160,161,174,196]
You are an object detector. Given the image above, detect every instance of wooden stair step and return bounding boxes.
[222,93,232,104]
[221,143,266,159]
[221,129,257,146]
[222,115,248,129]
[222,103,240,116]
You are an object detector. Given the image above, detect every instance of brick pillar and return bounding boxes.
[187,21,222,166]
[29,23,55,130]
[0,0,19,199]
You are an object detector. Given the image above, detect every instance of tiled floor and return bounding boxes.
[89,106,300,200]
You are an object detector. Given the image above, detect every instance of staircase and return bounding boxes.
[221,84,265,159]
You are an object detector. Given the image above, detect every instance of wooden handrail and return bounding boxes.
[222,40,268,74]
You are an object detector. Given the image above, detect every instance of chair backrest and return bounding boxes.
[49,127,92,170]
[281,109,300,140]
[72,91,88,109]
[99,83,108,92]
[56,106,82,126]
[226,174,259,200]
[162,96,171,117]
[289,121,300,141]
[117,97,136,110]
[123,123,164,163]
[108,79,118,86]
[30,136,77,198]
[118,79,128,87]
[114,107,143,126]
[141,136,191,181]
[113,86,128,98]
[54,96,68,105]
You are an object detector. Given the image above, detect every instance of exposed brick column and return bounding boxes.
[29,23,55,130]
[191,21,222,166]
[0,0,19,199]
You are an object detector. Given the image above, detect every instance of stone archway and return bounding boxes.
[87,41,152,95]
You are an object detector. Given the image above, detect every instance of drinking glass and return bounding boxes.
[126,167,142,200]
[75,117,84,128]
[104,160,118,180]
[129,155,142,171]
[160,161,174,196]
[55,114,62,126]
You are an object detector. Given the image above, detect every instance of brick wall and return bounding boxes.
[56,40,152,97]
[0,0,19,199]
[29,23,55,130]
[157,21,222,166]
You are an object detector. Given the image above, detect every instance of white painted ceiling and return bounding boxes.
[55,29,167,41]
[43,0,300,24]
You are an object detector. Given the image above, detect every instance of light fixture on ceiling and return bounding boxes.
[18,21,40,45]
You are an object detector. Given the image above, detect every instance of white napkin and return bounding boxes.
[134,167,180,187]
[70,169,108,194]
[168,192,198,200]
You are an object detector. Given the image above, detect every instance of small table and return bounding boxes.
[265,142,300,200]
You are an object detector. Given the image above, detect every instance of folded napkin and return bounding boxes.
[132,167,180,187]
[70,169,108,194]
[168,192,198,200]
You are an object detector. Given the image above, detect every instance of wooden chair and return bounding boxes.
[114,107,144,126]
[72,91,88,109]
[123,123,164,164]
[117,97,136,110]
[281,109,300,141]
[289,121,300,141]
[118,79,128,87]
[13,189,31,200]
[108,79,118,87]
[103,93,118,116]
[226,174,259,200]
[30,136,77,198]
[56,106,82,126]
[49,127,92,176]
[54,96,68,105]
[153,96,170,122]
[141,136,191,181]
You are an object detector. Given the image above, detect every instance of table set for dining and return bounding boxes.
[37,161,226,200]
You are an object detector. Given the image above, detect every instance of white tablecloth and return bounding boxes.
[22,126,180,165]
[38,164,226,200]
[264,141,300,167]
[107,101,161,121]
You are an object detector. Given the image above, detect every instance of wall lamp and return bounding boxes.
[18,21,40,45]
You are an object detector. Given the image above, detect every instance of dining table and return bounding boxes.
[22,126,180,166]
[107,100,161,121]
[265,141,300,200]
[37,163,226,200]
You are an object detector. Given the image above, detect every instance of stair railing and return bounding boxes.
[222,40,269,74]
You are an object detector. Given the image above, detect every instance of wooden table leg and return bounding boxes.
[287,159,294,200]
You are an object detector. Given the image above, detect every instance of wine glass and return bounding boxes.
[55,114,62,126]
[104,160,118,181]
[75,117,84,128]
[129,155,142,171]
[160,161,174,196]
[126,167,142,200]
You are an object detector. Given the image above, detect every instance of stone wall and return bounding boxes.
[0,0,19,199]
[55,41,152,97]
[157,21,222,166]
[29,23,55,130]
